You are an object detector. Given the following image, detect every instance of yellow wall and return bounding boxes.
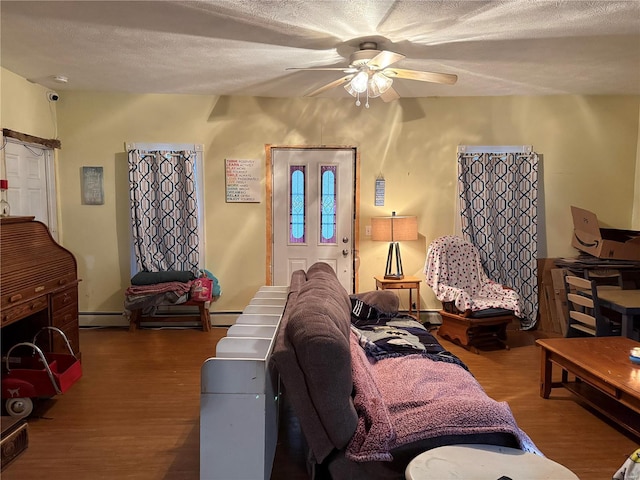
[0,68,59,179]
[634,106,640,230]
[0,68,57,140]
[2,67,639,313]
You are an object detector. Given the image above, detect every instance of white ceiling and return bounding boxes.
[1,0,639,99]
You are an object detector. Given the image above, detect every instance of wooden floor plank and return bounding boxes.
[1,326,637,479]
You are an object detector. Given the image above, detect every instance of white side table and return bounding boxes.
[405,444,578,480]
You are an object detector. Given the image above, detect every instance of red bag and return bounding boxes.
[190,275,213,302]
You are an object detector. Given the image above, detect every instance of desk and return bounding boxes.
[1,217,80,356]
[374,276,420,320]
[596,289,640,340]
[537,336,640,437]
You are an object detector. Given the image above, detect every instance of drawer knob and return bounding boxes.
[35,286,45,293]
[9,294,22,303]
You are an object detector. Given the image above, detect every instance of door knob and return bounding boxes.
[342,249,349,256]
[342,237,349,243]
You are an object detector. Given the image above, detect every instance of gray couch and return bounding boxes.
[272,262,525,479]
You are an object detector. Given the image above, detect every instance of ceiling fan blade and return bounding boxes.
[306,75,354,97]
[380,86,400,103]
[383,68,458,85]
[286,67,354,72]
[368,50,405,70]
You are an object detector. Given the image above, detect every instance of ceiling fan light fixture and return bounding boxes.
[344,81,365,107]
[368,72,393,97]
[344,70,394,107]
[350,71,369,93]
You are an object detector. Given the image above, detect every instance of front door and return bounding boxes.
[270,147,356,292]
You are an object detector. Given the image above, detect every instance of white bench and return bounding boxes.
[200,287,288,480]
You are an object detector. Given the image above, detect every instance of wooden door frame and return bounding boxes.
[265,144,361,292]
[2,133,59,240]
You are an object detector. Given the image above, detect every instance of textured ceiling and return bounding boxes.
[1,0,639,99]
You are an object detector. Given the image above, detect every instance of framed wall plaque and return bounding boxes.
[225,159,261,203]
[82,166,104,205]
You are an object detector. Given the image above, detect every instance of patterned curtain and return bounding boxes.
[457,151,539,329]
[128,149,200,274]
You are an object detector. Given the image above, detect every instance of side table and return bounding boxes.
[374,275,421,320]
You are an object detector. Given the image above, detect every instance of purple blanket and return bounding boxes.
[346,332,540,462]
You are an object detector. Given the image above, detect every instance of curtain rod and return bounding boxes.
[140,152,185,157]
[457,145,533,154]
[125,142,204,152]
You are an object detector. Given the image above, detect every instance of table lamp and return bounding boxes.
[371,212,418,279]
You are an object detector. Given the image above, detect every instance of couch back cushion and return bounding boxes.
[273,262,358,464]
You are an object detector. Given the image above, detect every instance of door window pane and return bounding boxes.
[320,165,336,244]
[290,166,305,243]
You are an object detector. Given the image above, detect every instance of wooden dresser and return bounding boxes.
[0,216,80,356]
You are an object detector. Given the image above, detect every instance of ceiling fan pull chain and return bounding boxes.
[365,86,370,109]
[355,91,361,107]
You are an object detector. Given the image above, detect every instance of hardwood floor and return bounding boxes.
[1,326,637,479]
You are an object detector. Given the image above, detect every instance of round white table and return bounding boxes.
[405,444,579,480]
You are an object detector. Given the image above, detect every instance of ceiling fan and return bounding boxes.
[287,41,458,108]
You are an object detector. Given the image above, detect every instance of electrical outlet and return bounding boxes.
[365,225,371,236]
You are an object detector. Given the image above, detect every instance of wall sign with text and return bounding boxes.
[375,177,385,206]
[82,166,104,205]
[225,159,261,203]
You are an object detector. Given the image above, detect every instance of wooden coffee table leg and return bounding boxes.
[540,347,552,398]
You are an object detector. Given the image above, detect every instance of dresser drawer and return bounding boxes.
[52,324,80,355]
[51,287,78,311]
[1,274,77,310]
[1,297,48,327]
[51,303,78,328]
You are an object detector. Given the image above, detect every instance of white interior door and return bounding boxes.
[3,138,58,238]
[272,148,355,292]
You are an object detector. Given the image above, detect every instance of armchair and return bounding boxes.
[424,235,521,352]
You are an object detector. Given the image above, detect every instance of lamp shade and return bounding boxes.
[371,215,418,242]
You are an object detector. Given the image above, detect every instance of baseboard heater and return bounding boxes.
[200,286,289,480]
[79,311,241,328]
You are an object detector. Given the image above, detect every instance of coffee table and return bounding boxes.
[536,336,640,437]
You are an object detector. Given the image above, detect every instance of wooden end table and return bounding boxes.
[374,275,421,320]
[536,336,640,437]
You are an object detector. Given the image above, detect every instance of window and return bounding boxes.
[289,165,305,244]
[126,143,205,275]
[320,165,336,244]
